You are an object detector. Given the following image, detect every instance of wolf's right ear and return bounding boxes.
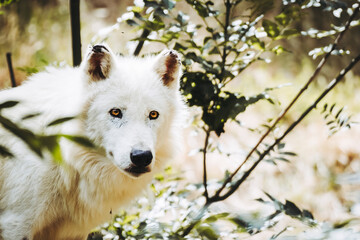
[82,44,115,82]
[154,50,181,88]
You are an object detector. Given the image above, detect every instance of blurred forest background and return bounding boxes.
[1,0,360,239]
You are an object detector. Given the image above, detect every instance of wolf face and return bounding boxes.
[81,45,182,178]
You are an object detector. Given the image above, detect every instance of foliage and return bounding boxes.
[0,0,16,7]
[98,0,309,136]
[0,101,94,163]
[321,102,357,136]
[0,0,17,15]
[86,0,360,239]
[87,169,319,240]
[88,170,360,240]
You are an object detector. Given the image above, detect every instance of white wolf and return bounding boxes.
[0,44,184,240]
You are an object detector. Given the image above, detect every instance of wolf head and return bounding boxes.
[80,44,183,178]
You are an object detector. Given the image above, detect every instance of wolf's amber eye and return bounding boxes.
[109,108,122,118]
[149,111,159,120]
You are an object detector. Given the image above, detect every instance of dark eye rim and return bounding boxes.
[149,110,159,120]
[109,108,122,118]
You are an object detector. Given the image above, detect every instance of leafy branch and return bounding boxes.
[321,103,356,136]
[208,5,360,204]
[86,0,360,238]
[179,51,360,236]
[0,104,94,163]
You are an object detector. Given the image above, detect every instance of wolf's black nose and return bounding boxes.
[130,149,153,167]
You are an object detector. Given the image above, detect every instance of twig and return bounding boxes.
[220,0,232,81]
[70,0,82,67]
[179,204,209,237]
[212,6,359,199]
[202,130,210,201]
[133,29,150,56]
[6,52,16,87]
[212,52,360,202]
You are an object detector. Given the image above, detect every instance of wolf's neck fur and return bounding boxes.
[33,143,153,239]
[70,144,152,213]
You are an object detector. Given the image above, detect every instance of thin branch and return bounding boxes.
[201,18,224,59]
[6,52,16,87]
[212,52,360,202]
[203,130,210,201]
[133,29,150,56]
[70,0,82,67]
[179,204,209,237]
[212,6,359,199]
[220,0,232,81]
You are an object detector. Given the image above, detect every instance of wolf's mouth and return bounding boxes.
[125,165,150,177]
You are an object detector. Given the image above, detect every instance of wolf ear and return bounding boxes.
[83,44,115,82]
[154,50,181,88]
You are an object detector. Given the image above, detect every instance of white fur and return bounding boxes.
[0,45,184,240]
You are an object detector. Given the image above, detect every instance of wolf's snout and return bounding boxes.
[130,149,153,167]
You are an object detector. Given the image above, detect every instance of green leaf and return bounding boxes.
[176,11,188,24]
[271,45,289,55]
[174,42,187,52]
[284,200,302,216]
[280,151,297,156]
[327,120,335,126]
[17,66,39,75]
[126,19,139,26]
[264,192,283,211]
[162,0,175,10]
[247,36,265,50]
[204,213,230,223]
[275,12,291,26]
[47,117,76,127]
[0,115,42,157]
[131,6,143,13]
[329,103,336,113]
[333,219,353,229]
[0,145,13,158]
[181,71,217,107]
[196,224,219,240]
[227,216,248,229]
[144,19,165,31]
[322,103,328,113]
[21,113,42,120]
[277,143,285,150]
[0,101,19,110]
[40,135,62,164]
[60,135,95,148]
[282,29,299,38]
[302,209,314,220]
[335,107,344,119]
[186,0,209,18]
[275,157,290,162]
[144,0,159,8]
[262,20,280,38]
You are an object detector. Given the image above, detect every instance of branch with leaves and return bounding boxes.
[207,5,360,204]
[97,0,360,237]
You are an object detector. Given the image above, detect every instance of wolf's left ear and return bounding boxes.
[154,50,181,88]
[82,44,116,82]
